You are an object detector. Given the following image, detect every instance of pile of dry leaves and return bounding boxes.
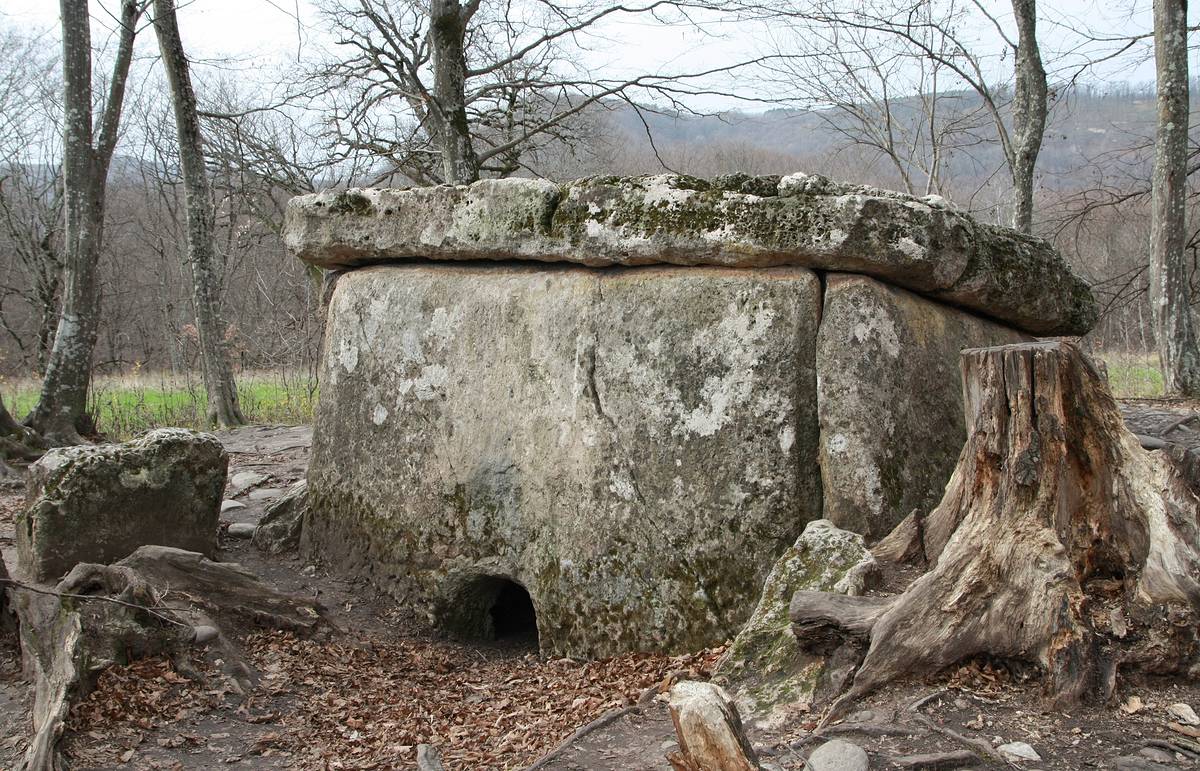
[244,631,722,769]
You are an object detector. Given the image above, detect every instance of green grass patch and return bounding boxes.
[2,371,316,439]
[1096,352,1164,399]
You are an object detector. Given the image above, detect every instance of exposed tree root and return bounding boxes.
[791,342,1200,724]
[13,546,324,770]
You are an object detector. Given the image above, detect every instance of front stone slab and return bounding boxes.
[18,429,227,582]
[304,264,822,657]
[816,275,1028,539]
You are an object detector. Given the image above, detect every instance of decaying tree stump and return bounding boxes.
[667,681,760,771]
[794,342,1200,720]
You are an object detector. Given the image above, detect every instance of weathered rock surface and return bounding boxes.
[285,174,1096,336]
[17,429,227,582]
[667,681,760,771]
[806,739,870,771]
[715,520,878,720]
[817,275,1028,538]
[253,480,307,555]
[303,264,822,656]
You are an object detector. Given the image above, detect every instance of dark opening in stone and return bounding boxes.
[442,574,539,648]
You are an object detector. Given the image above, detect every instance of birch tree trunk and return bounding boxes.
[152,0,246,428]
[1150,0,1200,395]
[429,0,481,184]
[28,0,140,445]
[1009,0,1046,234]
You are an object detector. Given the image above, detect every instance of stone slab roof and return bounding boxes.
[283,173,1097,336]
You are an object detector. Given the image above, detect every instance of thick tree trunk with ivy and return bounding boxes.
[1009,0,1046,234]
[429,0,481,184]
[1150,0,1200,395]
[152,0,246,428]
[27,0,140,445]
[792,343,1200,723]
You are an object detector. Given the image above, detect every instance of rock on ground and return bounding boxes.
[252,480,307,555]
[816,274,1028,538]
[715,520,878,720]
[17,429,227,582]
[284,174,1095,336]
[304,263,822,656]
[806,739,870,771]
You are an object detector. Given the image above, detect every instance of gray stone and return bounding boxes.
[247,487,284,501]
[1168,703,1200,725]
[228,470,268,495]
[997,742,1041,762]
[807,739,870,771]
[1115,756,1177,770]
[304,263,822,656]
[220,499,246,513]
[225,523,257,539]
[17,429,227,582]
[252,480,307,556]
[716,520,878,718]
[817,274,1028,538]
[192,625,219,644]
[284,174,1096,336]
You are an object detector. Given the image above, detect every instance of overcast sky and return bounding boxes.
[0,0,1193,111]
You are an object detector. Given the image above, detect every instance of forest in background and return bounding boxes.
[0,1,1195,432]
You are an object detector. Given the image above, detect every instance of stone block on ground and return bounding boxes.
[303,263,822,656]
[816,274,1028,538]
[17,429,227,582]
[715,519,878,722]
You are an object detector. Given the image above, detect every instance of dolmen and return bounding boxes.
[283,172,1096,657]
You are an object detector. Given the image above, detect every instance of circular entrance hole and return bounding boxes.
[441,574,539,648]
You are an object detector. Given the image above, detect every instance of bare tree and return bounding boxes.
[151,0,246,427]
[1149,0,1200,394]
[27,0,143,443]
[764,0,1050,231]
[317,0,761,185]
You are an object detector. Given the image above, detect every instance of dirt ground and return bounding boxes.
[0,422,1198,770]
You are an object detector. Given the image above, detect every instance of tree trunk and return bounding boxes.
[792,342,1200,723]
[28,0,140,444]
[666,681,760,771]
[1009,0,1046,234]
[429,0,481,184]
[0,394,44,479]
[152,0,246,429]
[1150,0,1200,395]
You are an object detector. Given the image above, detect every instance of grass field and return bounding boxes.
[0,353,1171,440]
[1095,351,1165,399]
[1,370,316,439]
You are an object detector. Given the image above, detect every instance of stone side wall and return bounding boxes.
[304,264,822,657]
[816,275,1029,538]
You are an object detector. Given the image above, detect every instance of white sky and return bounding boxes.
[0,0,1191,111]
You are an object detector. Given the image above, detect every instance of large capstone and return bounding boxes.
[817,274,1029,538]
[285,173,1096,336]
[17,429,227,582]
[303,264,823,657]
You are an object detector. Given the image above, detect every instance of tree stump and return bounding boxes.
[667,681,760,771]
[793,342,1200,720]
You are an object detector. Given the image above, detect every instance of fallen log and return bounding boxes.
[792,342,1200,722]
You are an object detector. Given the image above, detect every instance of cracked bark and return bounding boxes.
[791,342,1200,723]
